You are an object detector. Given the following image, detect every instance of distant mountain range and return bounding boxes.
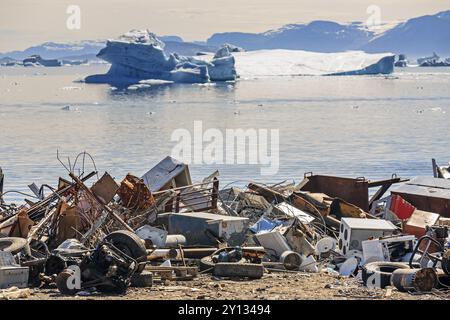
[361,11,450,57]
[0,35,218,62]
[208,21,373,52]
[207,10,450,57]
[1,40,106,61]
[1,10,449,62]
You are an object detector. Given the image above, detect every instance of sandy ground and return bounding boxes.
[22,272,449,300]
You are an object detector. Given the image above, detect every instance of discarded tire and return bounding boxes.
[200,256,246,272]
[213,262,264,279]
[131,270,153,288]
[104,230,147,273]
[0,237,29,254]
[362,261,410,289]
[199,256,216,271]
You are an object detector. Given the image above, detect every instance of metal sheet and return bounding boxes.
[91,172,120,204]
[141,156,192,192]
[273,202,315,223]
[405,176,450,190]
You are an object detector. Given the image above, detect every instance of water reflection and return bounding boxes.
[0,65,449,203]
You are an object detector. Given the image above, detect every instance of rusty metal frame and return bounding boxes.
[153,178,219,213]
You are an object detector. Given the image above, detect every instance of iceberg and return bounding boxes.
[226,49,395,77]
[85,30,236,84]
[22,55,62,67]
[328,55,395,75]
[207,46,238,81]
[85,30,394,84]
[417,52,450,67]
[394,54,408,67]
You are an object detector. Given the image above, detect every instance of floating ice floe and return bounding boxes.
[61,105,79,112]
[139,79,174,85]
[127,83,151,90]
[193,82,217,87]
[61,86,82,91]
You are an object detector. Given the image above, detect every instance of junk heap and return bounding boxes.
[0,154,450,297]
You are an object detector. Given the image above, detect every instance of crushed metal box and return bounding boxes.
[157,212,248,246]
[391,177,450,217]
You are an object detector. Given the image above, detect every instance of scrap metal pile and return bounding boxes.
[0,154,449,298]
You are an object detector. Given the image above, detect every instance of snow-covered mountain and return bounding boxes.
[0,40,106,61]
[0,35,216,61]
[2,10,450,61]
[207,10,450,57]
[207,21,373,52]
[361,11,450,57]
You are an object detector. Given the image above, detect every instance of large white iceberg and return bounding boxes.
[227,49,395,77]
[85,30,236,84]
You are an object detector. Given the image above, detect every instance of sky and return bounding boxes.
[1,0,449,52]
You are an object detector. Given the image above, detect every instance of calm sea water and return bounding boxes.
[1,65,449,203]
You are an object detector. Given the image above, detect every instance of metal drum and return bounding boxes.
[391,268,437,292]
[279,251,303,270]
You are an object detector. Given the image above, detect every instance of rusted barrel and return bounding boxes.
[391,268,438,292]
[280,251,303,270]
